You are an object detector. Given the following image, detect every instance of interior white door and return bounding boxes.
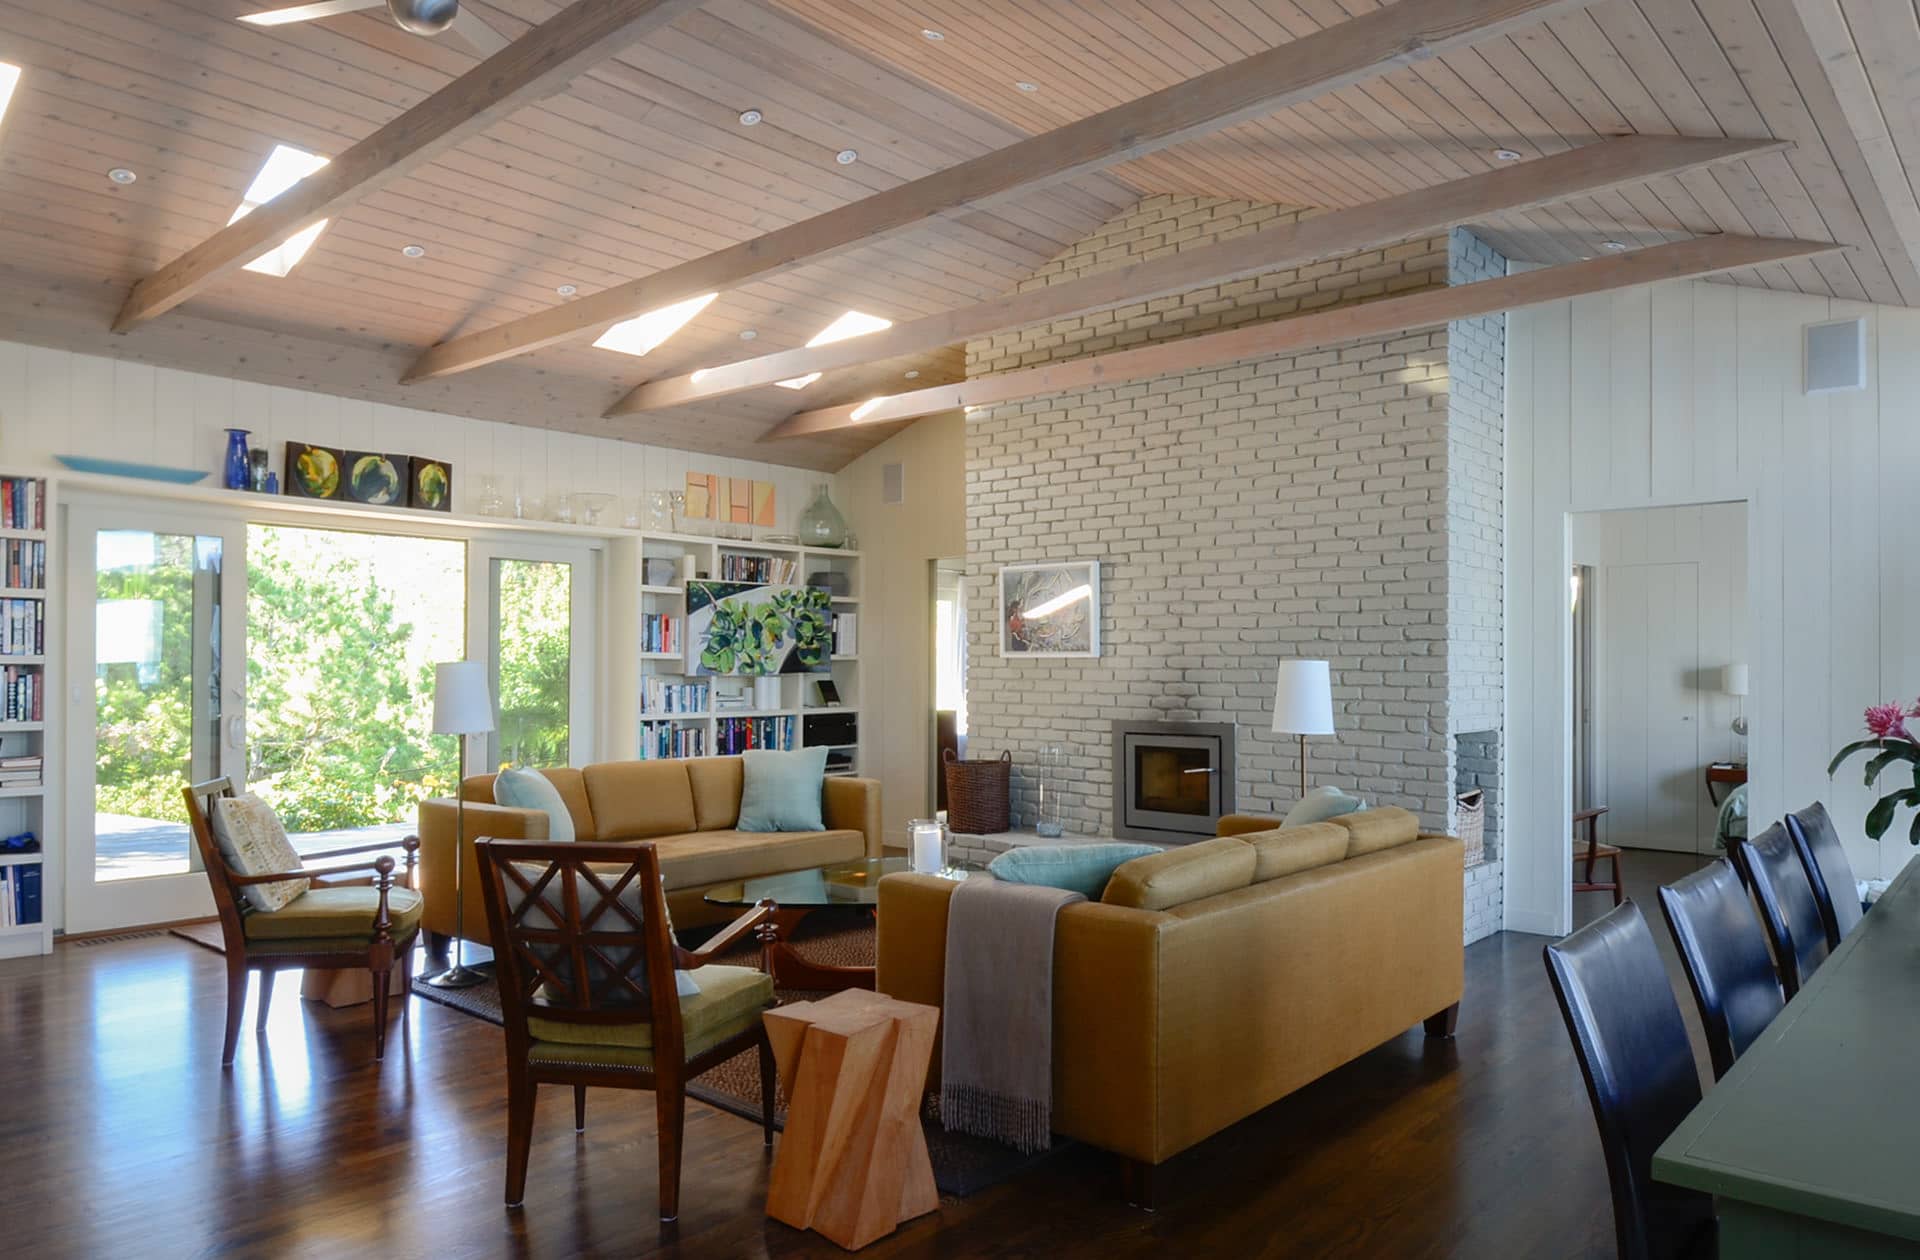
[1599,561,1706,853]
[468,538,599,774]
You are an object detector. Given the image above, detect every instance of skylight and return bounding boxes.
[776,310,893,389]
[230,144,331,277]
[0,63,21,133]
[593,293,718,358]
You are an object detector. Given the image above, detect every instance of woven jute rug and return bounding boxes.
[409,915,1065,1197]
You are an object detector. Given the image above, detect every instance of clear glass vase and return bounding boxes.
[1034,745,1066,837]
[796,484,849,549]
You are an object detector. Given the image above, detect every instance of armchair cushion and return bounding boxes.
[495,768,576,842]
[526,964,774,1065]
[211,793,308,913]
[242,886,423,941]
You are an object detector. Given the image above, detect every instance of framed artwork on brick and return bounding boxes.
[998,561,1100,658]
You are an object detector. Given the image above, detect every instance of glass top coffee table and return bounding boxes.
[704,857,973,991]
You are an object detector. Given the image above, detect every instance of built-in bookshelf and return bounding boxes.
[609,531,862,776]
[0,473,52,958]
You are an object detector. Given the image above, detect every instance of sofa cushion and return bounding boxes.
[1102,837,1257,911]
[988,843,1163,898]
[737,747,828,833]
[243,886,423,941]
[1332,807,1421,857]
[1237,823,1349,882]
[583,761,697,839]
[211,793,309,913]
[686,756,745,831]
[527,964,773,1064]
[647,828,865,889]
[1282,785,1365,828]
[495,768,576,842]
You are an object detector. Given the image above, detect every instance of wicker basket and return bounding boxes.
[944,749,1012,835]
[1456,789,1485,865]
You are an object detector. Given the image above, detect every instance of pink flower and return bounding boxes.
[1909,697,1920,718]
[1867,702,1910,739]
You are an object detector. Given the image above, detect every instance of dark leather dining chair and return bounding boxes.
[1784,802,1863,949]
[1728,822,1831,999]
[1657,860,1783,1080]
[1545,902,1715,1260]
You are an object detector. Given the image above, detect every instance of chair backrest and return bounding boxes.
[1784,801,1862,949]
[1544,902,1714,1260]
[1729,821,1831,998]
[1656,859,1783,1079]
[475,839,686,1069]
[182,777,248,948]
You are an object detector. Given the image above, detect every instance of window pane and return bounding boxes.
[494,559,571,769]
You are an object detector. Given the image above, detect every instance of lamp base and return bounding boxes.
[426,961,489,989]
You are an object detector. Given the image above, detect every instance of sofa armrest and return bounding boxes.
[417,797,549,947]
[1217,813,1283,837]
[824,775,883,858]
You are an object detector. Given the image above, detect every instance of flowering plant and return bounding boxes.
[1830,700,1920,843]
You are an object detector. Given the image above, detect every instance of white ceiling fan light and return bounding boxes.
[240,0,459,38]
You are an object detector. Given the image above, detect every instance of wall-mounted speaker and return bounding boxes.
[1804,317,1866,395]
[882,461,905,505]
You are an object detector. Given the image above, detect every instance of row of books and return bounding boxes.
[640,722,706,760]
[0,755,42,788]
[641,613,681,655]
[641,679,709,715]
[719,554,800,584]
[0,599,44,657]
[3,539,45,590]
[717,716,795,754]
[0,479,44,533]
[2,667,40,722]
[0,863,41,927]
[832,611,858,656]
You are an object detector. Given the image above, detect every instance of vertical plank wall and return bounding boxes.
[1508,278,1919,934]
[0,341,827,527]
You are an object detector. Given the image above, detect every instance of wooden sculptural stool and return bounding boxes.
[763,989,940,1250]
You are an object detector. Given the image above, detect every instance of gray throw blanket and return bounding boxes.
[938,876,1085,1153]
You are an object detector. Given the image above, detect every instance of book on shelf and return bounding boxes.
[3,539,45,589]
[0,598,45,656]
[641,679,709,715]
[0,862,39,927]
[641,612,680,654]
[832,611,857,656]
[716,715,795,754]
[719,554,801,585]
[0,478,45,533]
[640,721,706,759]
[1,667,41,722]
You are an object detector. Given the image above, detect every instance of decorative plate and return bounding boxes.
[55,455,211,484]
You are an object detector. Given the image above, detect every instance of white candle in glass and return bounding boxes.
[910,821,944,873]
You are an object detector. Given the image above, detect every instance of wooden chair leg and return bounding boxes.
[398,943,414,1024]
[222,959,250,1067]
[657,1084,687,1222]
[574,1085,587,1133]
[370,965,392,1061]
[505,1070,537,1207]
[1611,850,1625,906]
[757,1034,777,1148]
[255,969,276,1032]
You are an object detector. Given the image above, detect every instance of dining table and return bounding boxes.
[1654,855,1920,1256]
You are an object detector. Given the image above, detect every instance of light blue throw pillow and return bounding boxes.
[988,843,1163,898]
[495,768,575,842]
[737,746,829,833]
[1282,786,1365,829]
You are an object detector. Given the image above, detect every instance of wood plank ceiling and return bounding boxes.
[0,0,1916,470]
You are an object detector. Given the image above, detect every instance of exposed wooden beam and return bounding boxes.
[403,0,1596,382]
[764,235,1842,439]
[112,0,701,331]
[607,136,1785,416]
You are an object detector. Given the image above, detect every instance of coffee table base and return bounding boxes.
[756,903,877,992]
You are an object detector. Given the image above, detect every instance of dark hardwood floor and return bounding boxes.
[0,885,1717,1259]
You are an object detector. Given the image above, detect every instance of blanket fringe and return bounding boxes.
[940,1082,1053,1154]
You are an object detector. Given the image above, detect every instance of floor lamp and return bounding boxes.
[1272,660,1335,799]
[428,659,494,990]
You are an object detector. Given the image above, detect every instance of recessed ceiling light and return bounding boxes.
[1493,148,1522,162]
[1601,240,1629,252]
[836,149,859,165]
[904,370,920,379]
[739,109,763,126]
[921,28,944,41]
[556,284,578,297]
[231,143,331,277]
[739,329,757,341]
[0,63,20,132]
[108,167,137,185]
[401,244,425,258]
[1015,81,1038,93]
[592,292,717,358]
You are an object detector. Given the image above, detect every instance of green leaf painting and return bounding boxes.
[685,580,832,676]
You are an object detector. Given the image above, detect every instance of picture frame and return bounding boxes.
[282,442,345,500]
[998,561,1100,658]
[684,579,833,676]
[815,679,842,707]
[408,456,453,512]
[339,451,409,507]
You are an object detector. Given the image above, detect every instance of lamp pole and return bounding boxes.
[428,660,493,990]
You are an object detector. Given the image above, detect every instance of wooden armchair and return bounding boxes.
[475,838,777,1221]
[183,778,422,1066]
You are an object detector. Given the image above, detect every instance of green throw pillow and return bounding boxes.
[1283,785,1365,828]
[495,768,576,842]
[988,843,1163,898]
[737,747,829,833]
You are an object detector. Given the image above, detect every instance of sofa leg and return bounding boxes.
[1423,1002,1461,1039]
[1121,1157,1157,1212]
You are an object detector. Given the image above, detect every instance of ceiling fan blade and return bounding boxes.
[447,6,509,55]
[238,0,382,26]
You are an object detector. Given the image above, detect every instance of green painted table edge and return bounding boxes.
[1653,857,1920,1245]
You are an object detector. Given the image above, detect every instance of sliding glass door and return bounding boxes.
[474,540,597,776]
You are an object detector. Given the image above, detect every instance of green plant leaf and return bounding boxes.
[1830,738,1893,777]
[1865,746,1915,787]
[1868,794,1901,839]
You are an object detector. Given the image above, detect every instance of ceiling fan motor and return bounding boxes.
[387,0,458,35]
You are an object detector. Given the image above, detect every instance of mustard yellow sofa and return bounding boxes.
[419,756,881,943]
[875,807,1462,1195]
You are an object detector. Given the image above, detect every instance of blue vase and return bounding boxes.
[224,429,251,491]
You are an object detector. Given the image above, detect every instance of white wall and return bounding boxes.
[1509,280,1919,934]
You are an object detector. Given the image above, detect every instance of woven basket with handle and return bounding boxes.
[944,749,1012,835]
[1456,789,1485,865]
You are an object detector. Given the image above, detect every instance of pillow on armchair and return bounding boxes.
[210,793,309,913]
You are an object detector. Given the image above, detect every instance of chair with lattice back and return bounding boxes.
[475,838,778,1221]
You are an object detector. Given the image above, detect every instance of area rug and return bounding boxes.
[409,916,1065,1197]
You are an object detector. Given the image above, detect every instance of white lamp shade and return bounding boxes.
[1721,663,1750,697]
[1272,659,1335,735]
[433,660,495,736]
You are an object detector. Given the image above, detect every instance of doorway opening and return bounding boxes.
[931,558,967,814]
